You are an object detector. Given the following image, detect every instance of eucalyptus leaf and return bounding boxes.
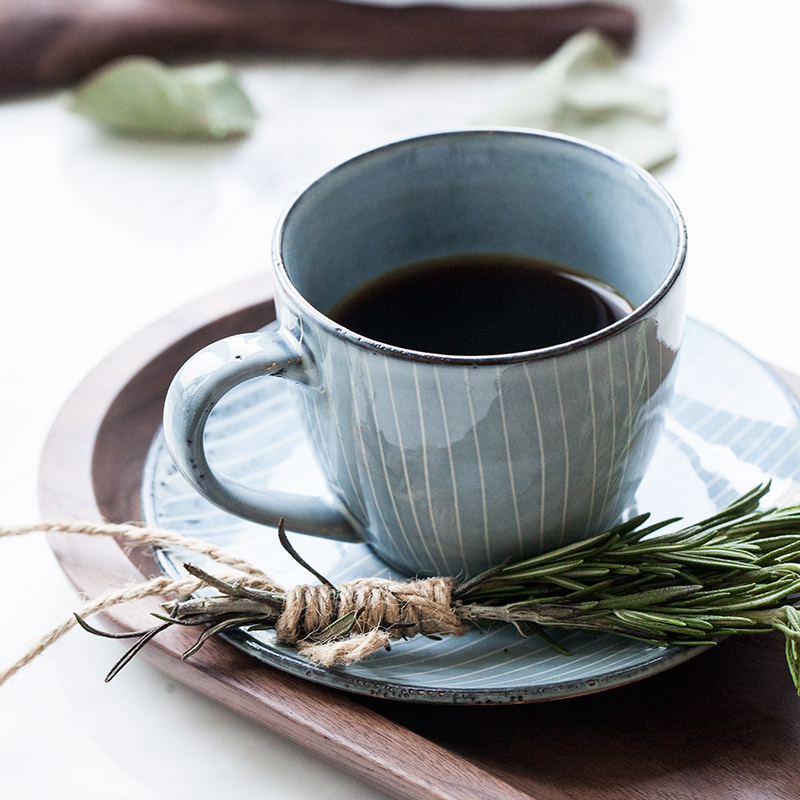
[69,57,256,139]
[479,30,677,170]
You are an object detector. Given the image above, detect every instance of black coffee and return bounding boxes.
[327,253,633,356]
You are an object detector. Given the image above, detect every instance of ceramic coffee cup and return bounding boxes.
[163,129,687,577]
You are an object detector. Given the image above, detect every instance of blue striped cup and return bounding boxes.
[163,129,687,577]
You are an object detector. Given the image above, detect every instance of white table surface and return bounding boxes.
[2,1,799,797]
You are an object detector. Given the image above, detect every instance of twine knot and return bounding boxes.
[0,520,472,680]
[275,577,468,666]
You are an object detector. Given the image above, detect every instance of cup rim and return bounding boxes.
[272,127,687,365]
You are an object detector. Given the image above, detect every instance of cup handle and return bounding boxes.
[162,329,362,542]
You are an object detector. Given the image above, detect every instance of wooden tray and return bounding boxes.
[40,278,800,800]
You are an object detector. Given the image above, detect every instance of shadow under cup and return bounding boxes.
[272,130,687,577]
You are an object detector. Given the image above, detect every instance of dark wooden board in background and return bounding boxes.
[38,277,800,800]
[0,1,635,97]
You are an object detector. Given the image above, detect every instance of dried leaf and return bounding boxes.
[479,30,676,170]
[69,57,256,139]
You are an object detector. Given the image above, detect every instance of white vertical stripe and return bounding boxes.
[434,368,467,571]
[599,337,618,525]
[413,362,451,572]
[350,354,403,564]
[464,369,491,566]
[553,359,570,545]
[638,329,653,477]
[522,362,546,551]
[364,359,418,566]
[384,359,438,569]
[584,349,599,536]
[496,365,524,555]
[328,348,369,519]
[618,330,635,494]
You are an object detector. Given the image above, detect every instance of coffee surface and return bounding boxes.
[327,253,633,356]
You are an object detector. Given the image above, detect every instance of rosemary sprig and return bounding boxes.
[456,483,800,652]
[77,484,800,692]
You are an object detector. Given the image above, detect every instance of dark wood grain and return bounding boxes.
[40,279,800,800]
[0,0,635,97]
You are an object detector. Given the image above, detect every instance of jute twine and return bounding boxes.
[278,577,466,666]
[0,521,466,685]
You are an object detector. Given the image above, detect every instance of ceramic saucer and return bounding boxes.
[142,319,800,703]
